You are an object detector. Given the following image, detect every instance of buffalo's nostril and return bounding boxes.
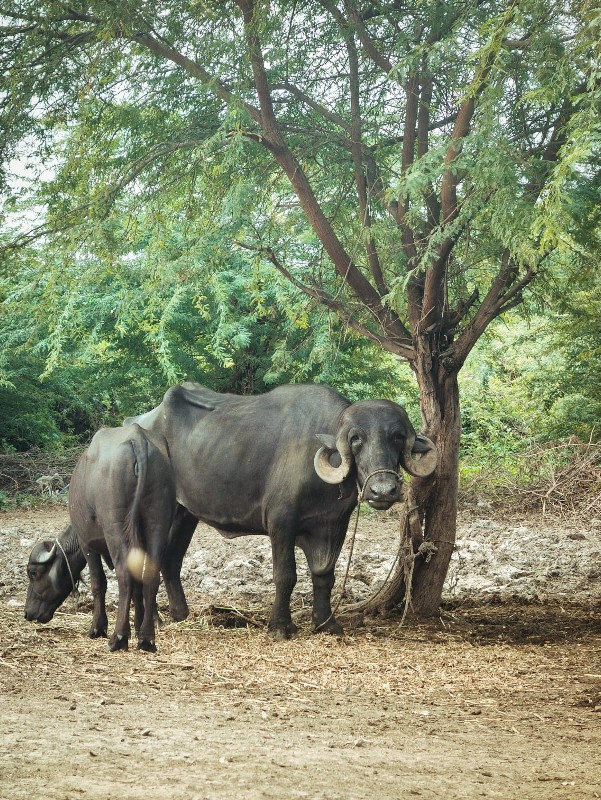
[369,481,399,499]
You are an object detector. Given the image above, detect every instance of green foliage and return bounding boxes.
[1,192,418,448]
[459,302,601,489]
[0,1,598,461]
[3,1,596,319]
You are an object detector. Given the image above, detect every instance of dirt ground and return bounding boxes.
[1,505,600,800]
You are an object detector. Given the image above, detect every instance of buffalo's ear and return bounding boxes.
[315,433,337,450]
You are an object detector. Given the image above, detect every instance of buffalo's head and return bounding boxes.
[25,535,77,623]
[314,400,438,510]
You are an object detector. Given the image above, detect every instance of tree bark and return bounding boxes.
[346,359,460,620]
[346,341,461,619]
[410,367,461,615]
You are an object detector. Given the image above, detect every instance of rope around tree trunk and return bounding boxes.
[338,483,439,623]
[302,482,451,631]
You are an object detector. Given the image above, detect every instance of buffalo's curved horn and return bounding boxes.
[34,542,58,565]
[400,434,438,478]
[314,433,352,485]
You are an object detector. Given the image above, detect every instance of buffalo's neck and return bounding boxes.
[59,525,87,578]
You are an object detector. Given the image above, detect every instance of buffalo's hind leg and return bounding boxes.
[133,582,144,636]
[134,584,161,637]
[86,551,108,639]
[108,551,133,652]
[267,533,298,640]
[137,571,160,652]
[161,506,196,622]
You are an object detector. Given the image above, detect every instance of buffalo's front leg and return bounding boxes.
[311,569,343,635]
[268,536,298,640]
[298,532,346,636]
[86,551,108,638]
[161,506,197,622]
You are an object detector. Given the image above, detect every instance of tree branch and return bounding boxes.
[236,242,415,359]
[417,72,441,229]
[423,4,516,325]
[271,81,352,134]
[366,113,459,151]
[342,1,394,75]
[234,0,412,351]
[347,34,387,296]
[131,31,263,126]
[450,251,536,368]
[4,12,264,127]
[0,139,204,253]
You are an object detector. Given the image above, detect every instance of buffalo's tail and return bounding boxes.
[124,426,158,583]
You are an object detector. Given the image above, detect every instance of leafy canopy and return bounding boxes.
[0,1,599,450]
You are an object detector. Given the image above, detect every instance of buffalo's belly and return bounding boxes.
[191,508,265,537]
[177,486,266,535]
[81,533,111,560]
[213,526,266,540]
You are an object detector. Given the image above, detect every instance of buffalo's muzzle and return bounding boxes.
[364,476,401,509]
[24,606,53,623]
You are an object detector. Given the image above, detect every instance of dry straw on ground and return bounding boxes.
[2,604,599,704]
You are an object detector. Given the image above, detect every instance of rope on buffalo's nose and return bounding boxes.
[357,468,401,503]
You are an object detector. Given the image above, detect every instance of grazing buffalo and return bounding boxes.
[25,509,193,634]
[25,523,163,632]
[25,424,178,652]
[126,382,437,639]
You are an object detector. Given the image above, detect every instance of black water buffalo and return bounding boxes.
[26,524,87,623]
[127,382,437,639]
[25,523,162,632]
[25,424,178,652]
[25,509,193,635]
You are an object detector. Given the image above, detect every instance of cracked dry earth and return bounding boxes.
[1,506,600,800]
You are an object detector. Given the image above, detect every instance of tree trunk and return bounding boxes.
[410,367,461,615]
[351,344,461,620]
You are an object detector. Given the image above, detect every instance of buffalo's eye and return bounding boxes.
[350,434,362,449]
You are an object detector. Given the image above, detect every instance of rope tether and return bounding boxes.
[314,475,455,632]
[54,537,80,602]
[315,470,418,631]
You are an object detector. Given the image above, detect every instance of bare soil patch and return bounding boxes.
[1,506,600,800]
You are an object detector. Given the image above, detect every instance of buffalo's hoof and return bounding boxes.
[313,618,344,636]
[107,634,128,652]
[88,627,108,639]
[137,639,157,653]
[169,605,189,623]
[268,621,298,641]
